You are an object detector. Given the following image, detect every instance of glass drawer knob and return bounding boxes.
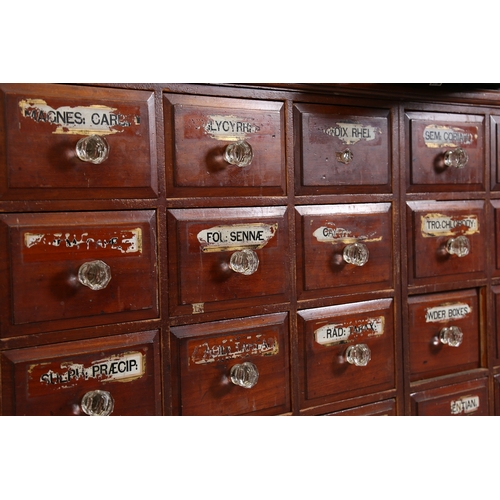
[76,134,110,164]
[81,390,114,416]
[230,362,259,388]
[336,148,353,165]
[345,344,371,366]
[439,326,463,347]
[444,147,468,169]
[446,235,470,257]
[224,140,253,167]
[229,248,259,275]
[343,242,369,266]
[78,260,112,290]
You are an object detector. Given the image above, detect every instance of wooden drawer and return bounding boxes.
[406,200,486,286]
[490,201,500,278]
[295,203,393,300]
[298,298,395,409]
[167,207,289,316]
[164,93,285,197]
[408,289,480,382]
[170,313,290,415]
[0,330,161,415]
[411,378,489,416]
[405,109,485,192]
[324,399,396,416]
[492,286,500,362]
[294,102,392,194]
[0,210,158,337]
[0,83,157,200]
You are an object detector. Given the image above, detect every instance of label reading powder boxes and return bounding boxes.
[323,121,382,145]
[423,125,478,148]
[315,316,384,346]
[425,303,471,323]
[450,395,480,415]
[421,214,479,237]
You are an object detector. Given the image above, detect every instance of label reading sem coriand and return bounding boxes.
[423,124,478,148]
[315,316,384,346]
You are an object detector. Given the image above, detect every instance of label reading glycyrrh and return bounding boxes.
[423,125,477,148]
[204,114,260,140]
[315,316,384,346]
[450,395,480,415]
[425,303,471,323]
[323,121,381,145]
[421,214,479,237]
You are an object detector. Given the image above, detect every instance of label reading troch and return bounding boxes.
[450,395,480,415]
[204,114,260,140]
[315,316,384,346]
[423,125,478,148]
[323,121,381,145]
[313,224,380,244]
[425,303,471,323]
[197,223,277,252]
[421,214,479,237]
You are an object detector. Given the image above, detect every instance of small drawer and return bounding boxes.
[406,200,486,286]
[492,286,500,362]
[0,210,158,337]
[167,207,289,316]
[0,330,161,416]
[411,378,489,416]
[324,399,396,416]
[170,313,290,415]
[405,109,485,192]
[490,201,500,278]
[298,299,395,409]
[491,115,500,190]
[164,93,285,197]
[0,83,157,200]
[294,102,392,194]
[408,289,480,382]
[295,204,393,299]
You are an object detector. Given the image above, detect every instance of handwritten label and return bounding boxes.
[204,114,260,140]
[423,125,477,148]
[425,303,471,323]
[315,316,384,346]
[421,214,479,237]
[313,225,380,244]
[324,122,381,145]
[450,395,480,415]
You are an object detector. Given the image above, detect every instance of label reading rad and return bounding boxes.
[323,121,382,145]
[197,223,277,252]
[450,395,480,415]
[425,303,471,323]
[423,125,478,148]
[421,214,479,237]
[315,316,384,346]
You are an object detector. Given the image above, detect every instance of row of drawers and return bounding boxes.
[2,84,499,200]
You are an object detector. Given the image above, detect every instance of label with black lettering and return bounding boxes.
[315,316,384,346]
[313,224,380,244]
[323,121,381,145]
[423,125,477,148]
[204,114,260,140]
[197,223,277,252]
[450,395,480,415]
[421,213,479,237]
[425,302,471,323]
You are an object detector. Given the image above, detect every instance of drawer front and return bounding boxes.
[294,103,392,194]
[407,200,486,285]
[491,201,500,277]
[0,83,157,200]
[164,93,285,196]
[296,204,393,299]
[167,207,289,316]
[171,313,289,415]
[491,115,500,190]
[405,110,485,192]
[411,378,489,416]
[324,399,396,416]
[0,330,161,416]
[298,299,395,408]
[493,286,500,362]
[408,289,480,382]
[0,210,158,337]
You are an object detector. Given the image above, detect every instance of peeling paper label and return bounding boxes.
[315,316,384,346]
[450,395,480,415]
[425,303,471,323]
[313,225,381,244]
[421,214,479,237]
[323,121,381,145]
[423,125,477,148]
[190,333,279,365]
[197,223,277,252]
[19,99,141,135]
[204,114,260,140]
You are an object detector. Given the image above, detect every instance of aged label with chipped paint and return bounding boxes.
[425,303,471,323]
[423,125,477,148]
[313,225,381,244]
[19,99,141,135]
[204,114,260,140]
[324,121,381,145]
[197,223,277,252]
[315,316,384,346]
[450,395,480,415]
[421,214,479,237]
[190,333,279,365]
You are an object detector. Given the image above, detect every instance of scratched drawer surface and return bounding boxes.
[405,109,485,192]
[0,210,158,337]
[164,93,285,197]
[294,102,392,194]
[406,200,486,286]
[324,399,396,416]
[0,330,161,416]
[295,204,393,300]
[0,83,157,200]
[411,378,488,416]
[170,313,290,415]
[408,289,480,382]
[167,207,290,317]
[298,298,395,409]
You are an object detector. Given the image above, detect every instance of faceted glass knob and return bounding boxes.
[343,242,369,266]
[81,390,114,416]
[439,326,464,347]
[224,140,253,167]
[229,249,259,275]
[345,344,371,366]
[230,362,259,389]
[76,135,110,164]
[446,235,470,257]
[78,260,112,290]
[444,147,468,169]
[336,148,353,165]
